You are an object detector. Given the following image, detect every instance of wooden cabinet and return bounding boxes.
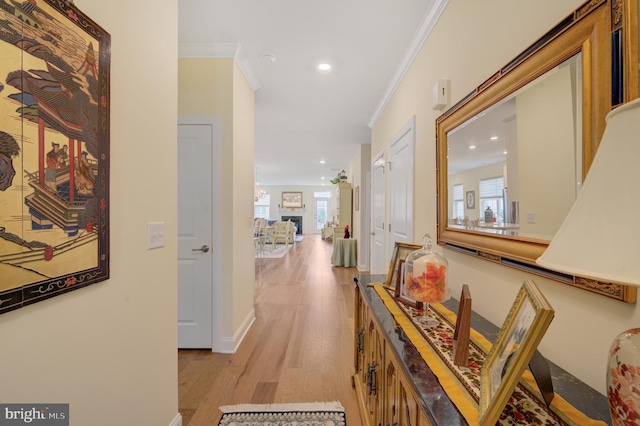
[354,288,383,426]
[334,181,352,239]
[353,283,432,426]
[353,275,612,426]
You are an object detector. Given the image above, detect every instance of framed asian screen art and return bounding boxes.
[479,279,554,426]
[0,1,110,314]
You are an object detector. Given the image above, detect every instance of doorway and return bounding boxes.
[388,117,415,253]
[370,153,386,274]
[314,198,329,233]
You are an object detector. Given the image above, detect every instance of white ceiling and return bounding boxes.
[178,0,445,186]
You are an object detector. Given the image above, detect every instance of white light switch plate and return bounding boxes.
[148,222,165,249]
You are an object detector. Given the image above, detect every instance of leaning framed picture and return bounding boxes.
[479,279,554,426]
[385,242,421,292]
[0,1,110,314]
[282,191,302,208]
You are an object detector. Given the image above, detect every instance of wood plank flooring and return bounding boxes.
[178,235,365,425]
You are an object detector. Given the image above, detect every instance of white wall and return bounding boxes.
[259,185,336,234]
[0,1,179,425]
[371,0,630,394]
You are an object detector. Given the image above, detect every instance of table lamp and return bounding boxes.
[536,98,640,425]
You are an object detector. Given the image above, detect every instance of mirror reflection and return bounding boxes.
[447,54,582,241]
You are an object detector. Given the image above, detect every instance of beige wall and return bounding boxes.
[0,1,180,425]
[449,162,504,220]
[349,144,371,270]
[231,62,257,334]
[178,58,256,344]
[371,0,630,394]
[517,65,577,239]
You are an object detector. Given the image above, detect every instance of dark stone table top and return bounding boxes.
[354,274,610,426]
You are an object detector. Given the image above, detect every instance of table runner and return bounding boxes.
[372,284,606,426]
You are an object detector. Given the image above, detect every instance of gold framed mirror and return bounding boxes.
[436,0,638,302]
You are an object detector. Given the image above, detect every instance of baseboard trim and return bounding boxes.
[169,413,182,426]
[219,308,255,353]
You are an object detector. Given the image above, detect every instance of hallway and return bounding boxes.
[178,235,364,425]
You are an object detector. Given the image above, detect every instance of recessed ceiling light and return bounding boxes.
[321,176,325,180]
[262,54,276,64]
[318,63,331,71]
[503,150,508,155]
[469,145,476,150]
[490,136,498,140]
[320,160,326,164]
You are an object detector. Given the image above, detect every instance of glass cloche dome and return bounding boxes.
[404,234,450,326]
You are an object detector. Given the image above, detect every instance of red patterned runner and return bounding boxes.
[373,285,606,426]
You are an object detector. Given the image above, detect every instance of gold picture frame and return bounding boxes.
[282,191,302,208]
[385,242,421,291]
[479,279,555,425]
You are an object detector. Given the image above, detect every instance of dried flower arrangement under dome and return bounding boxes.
[404,233,450,326]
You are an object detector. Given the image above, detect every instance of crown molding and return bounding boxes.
[178,42,261,91]
[368,0,450,129]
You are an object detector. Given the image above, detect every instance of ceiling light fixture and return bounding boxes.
[491,136,498,140]
[318,63,331,71]
[254,167,266,202]
[320,160,326,164]
[262,54,276,64]
[469,145,476,150]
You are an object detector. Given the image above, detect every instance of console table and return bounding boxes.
[352,274,610,426]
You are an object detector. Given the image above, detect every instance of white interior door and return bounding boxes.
[388,118,415,252]
[370,154,386,274]
[178,122,215,348]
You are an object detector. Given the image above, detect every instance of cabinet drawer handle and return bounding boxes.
[366,361,377,395]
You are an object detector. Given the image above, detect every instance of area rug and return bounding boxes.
[218,401,346,425]
[255,244,291,259]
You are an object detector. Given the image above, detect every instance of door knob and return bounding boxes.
[192,245,210,253]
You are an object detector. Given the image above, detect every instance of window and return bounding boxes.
[254,194,270,219]
[453,184,464,219]
[479,177,504,222]
[314,191,331,198]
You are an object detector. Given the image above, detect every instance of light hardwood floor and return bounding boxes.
[178,235,364,425]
